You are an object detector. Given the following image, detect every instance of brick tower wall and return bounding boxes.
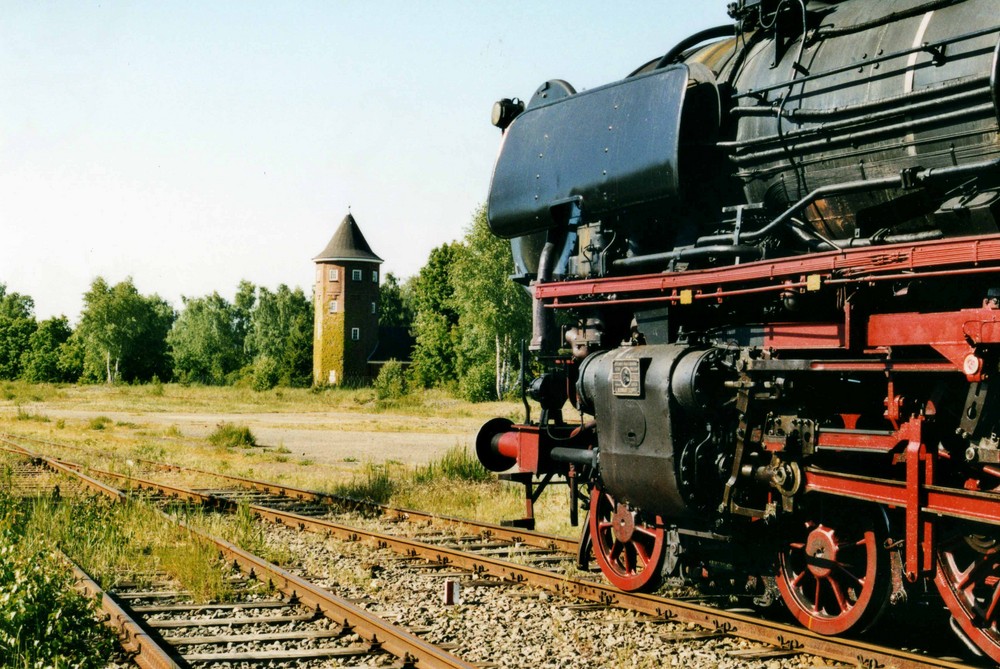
[313,260,380,386]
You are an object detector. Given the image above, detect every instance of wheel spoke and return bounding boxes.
[957,561,985,592]
[984,578,1000,623]
[622,545,634,573]
[827,576,850,614]
[936,534,1000,662]
[633,541,651,567]
[833,562,864,588]
[777,505,888,636]
[634,525,659,539]
[588,486,665,592]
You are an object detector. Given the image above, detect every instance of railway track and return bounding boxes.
[1,433,986,668]
[0,446,475,669]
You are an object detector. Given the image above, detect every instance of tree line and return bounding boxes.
[2,205,531,400]
[0,279,312,390]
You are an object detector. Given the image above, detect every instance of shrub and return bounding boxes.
[373,359,407,401]
[457,362,496,403]
[0,541,116,667]
[0,497,115,668]
[250,356,280,391]
[208,422,257,449]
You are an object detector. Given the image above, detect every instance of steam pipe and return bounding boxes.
[612,245,763,271]
[726,87,992,149]
[726,103,997,164]
[654,25,735,69]
[529,238,558,353]
[696,157,1000,247]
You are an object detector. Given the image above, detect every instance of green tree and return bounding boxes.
[379,272,414,328]
[168,293,244,385]
[408,243,461,388]
[20,316,74,383]
[57,332,85,381]
[452,205,532,401]
[0,286,37,380]
[232,279,256,355]
[76,277,175,383]
[245,284,313,387]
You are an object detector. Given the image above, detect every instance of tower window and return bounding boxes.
[371,301,376,314]
[372,270,378,283]
[351,327,360,341]
[328,269,339,282]
[352,269,362,281]
[328,300,338,314]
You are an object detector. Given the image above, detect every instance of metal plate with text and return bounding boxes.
[612,359,641,397]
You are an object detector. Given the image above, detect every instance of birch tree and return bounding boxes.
[77,278,174,383]
[451,206,531,401]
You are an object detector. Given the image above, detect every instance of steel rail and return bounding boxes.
[5,444,475,669]
[47,452,972,669]
[175,518,476,669]
[234,502,976,669]
[135,457,580,553]
[1,434,578,554]
[66,555,182,669]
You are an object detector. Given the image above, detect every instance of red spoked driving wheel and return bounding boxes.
[589,486,666,592]
[776,505,890,635]
[935,532,1000,662]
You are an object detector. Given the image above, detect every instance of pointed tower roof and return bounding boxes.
[313,213,384,264]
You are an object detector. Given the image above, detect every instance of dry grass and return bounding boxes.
[0,381,518,420]
[0,383,578,536]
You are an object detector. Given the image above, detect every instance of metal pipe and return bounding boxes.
[697,156,1000,246]
[732,76,989,120]
[727,102,997,164]
[549,447,596,466]
[725,86,992,149]
[654,25,735,69]
[530,238,558,353]
[613,245,763,271]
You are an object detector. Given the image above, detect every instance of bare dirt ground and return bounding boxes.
[32,406,484,466]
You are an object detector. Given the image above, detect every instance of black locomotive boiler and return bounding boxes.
[477,0,1000,659]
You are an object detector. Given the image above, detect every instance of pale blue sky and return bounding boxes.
[1,2,731,321]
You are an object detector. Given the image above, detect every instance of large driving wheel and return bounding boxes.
[776,504,890,635]
[589,486,666,592]
[935,531,1000,662]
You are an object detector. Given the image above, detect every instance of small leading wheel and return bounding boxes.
[934,532,1000,662]
[776,504,890,635]
[589,486,666,592]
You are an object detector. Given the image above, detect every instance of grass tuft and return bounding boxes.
[14,406,49,423]
[413,445,491,484]
[332,463,396,504]
[87,416,112,430]
[208,422,257,449]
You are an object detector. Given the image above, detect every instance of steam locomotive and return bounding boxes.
[476,0,1000,659]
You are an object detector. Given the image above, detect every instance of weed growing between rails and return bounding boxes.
[332,445,579,538]
[0,487,116,667]
[26,496,236,601]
